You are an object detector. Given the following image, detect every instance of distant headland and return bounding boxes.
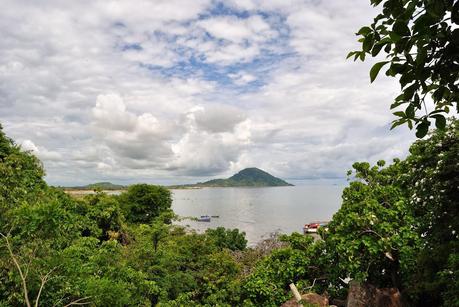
[64,182,126,191]
[170,167,293,188]
[61,168,293,192]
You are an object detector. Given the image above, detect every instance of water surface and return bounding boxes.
[171,185,344,245]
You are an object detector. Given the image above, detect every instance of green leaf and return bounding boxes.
[390,119,406,130]
[415,122,429,138]
[391,100,405,109]
[391,63,405,74]
[413,14,436,33]
[395,93,405,101]
[432,115,446,129]
[370,61,389,83]
[371,43,385,57]
[363,34,374,52]
[354,52,361,61]
[384,43,392,53]
[393,21,411,37]
[403,83,419,101]
[405,104,415,119]
[452,2,459,24]
[393,111,405,117]
[389,32,401,42]
[357,26,372,36]
[407,119,413,130]
[346,51,357,59]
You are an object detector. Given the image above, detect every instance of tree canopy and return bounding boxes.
[119,183,172,224]
[0,117,458,306]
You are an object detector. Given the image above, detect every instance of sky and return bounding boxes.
[0,0,415,186]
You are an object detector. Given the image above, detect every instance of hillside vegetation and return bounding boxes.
[1,121,457,306]
[66,182,126,190]
[175,167,293,188]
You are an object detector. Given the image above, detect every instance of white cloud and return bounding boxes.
[91,93,177,165]
[225,0,257,11]
[20,139,62,162]
[190,15,278,64]
[0,0,416,185]
[169,117,251,176]
[187,104,247,133]
[197,15,273,43]
[229,71,257,85]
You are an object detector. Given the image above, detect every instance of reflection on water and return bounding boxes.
[171,185,344,245]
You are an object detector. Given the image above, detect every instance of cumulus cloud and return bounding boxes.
[21,139,62,161]
[0,0,415,185]
[187,14,279,65]
[188,104,246,133]
[168,114,251,176]
[91,93,176,166]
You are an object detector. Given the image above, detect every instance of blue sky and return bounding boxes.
[0,0,415,185]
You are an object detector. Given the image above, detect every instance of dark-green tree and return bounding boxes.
[206,227,247,251]
[399,119,459,305]
[324,160,420,296]
[119,183,172,224]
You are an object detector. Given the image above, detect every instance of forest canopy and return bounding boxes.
[1,119,457,306]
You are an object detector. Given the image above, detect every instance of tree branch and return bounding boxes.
[35,266,58,307]
[63,297,92,306]
[0,232,31,307]
[358,229,384,239]
[24,246,38,280]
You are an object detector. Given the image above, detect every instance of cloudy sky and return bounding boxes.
[0,0,415,186]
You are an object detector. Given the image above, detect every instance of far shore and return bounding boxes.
[64,189,126,196]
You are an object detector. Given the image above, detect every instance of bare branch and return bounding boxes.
[358,229,384,239]
[63,297,92,307]
[35,266,59,307]
[24,246,38,280]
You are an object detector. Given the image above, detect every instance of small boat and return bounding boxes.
[197,215,211,222]
[303,221,329,234]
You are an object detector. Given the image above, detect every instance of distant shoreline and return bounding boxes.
[64,189,125,196]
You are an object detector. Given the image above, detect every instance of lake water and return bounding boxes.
[171,185,344,246]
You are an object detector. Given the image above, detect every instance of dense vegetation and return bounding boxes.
[1,119,457,306]
[1,1,458,304]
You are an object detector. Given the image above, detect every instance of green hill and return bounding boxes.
[191,168,293,187]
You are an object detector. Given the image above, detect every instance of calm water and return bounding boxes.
[171,185,344,245]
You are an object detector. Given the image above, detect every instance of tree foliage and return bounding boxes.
[206,227,247,251]
[325,161,420,290]
[399,119,459,304]
[349,0,459,137]
[119,184,172,224]
[1,120,458,306]
[242,120,458,306]
[0,124,46,227]
[242,234,326,306]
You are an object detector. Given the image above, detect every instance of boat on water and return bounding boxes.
[303,221,329,234]
[197,215,211,222]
